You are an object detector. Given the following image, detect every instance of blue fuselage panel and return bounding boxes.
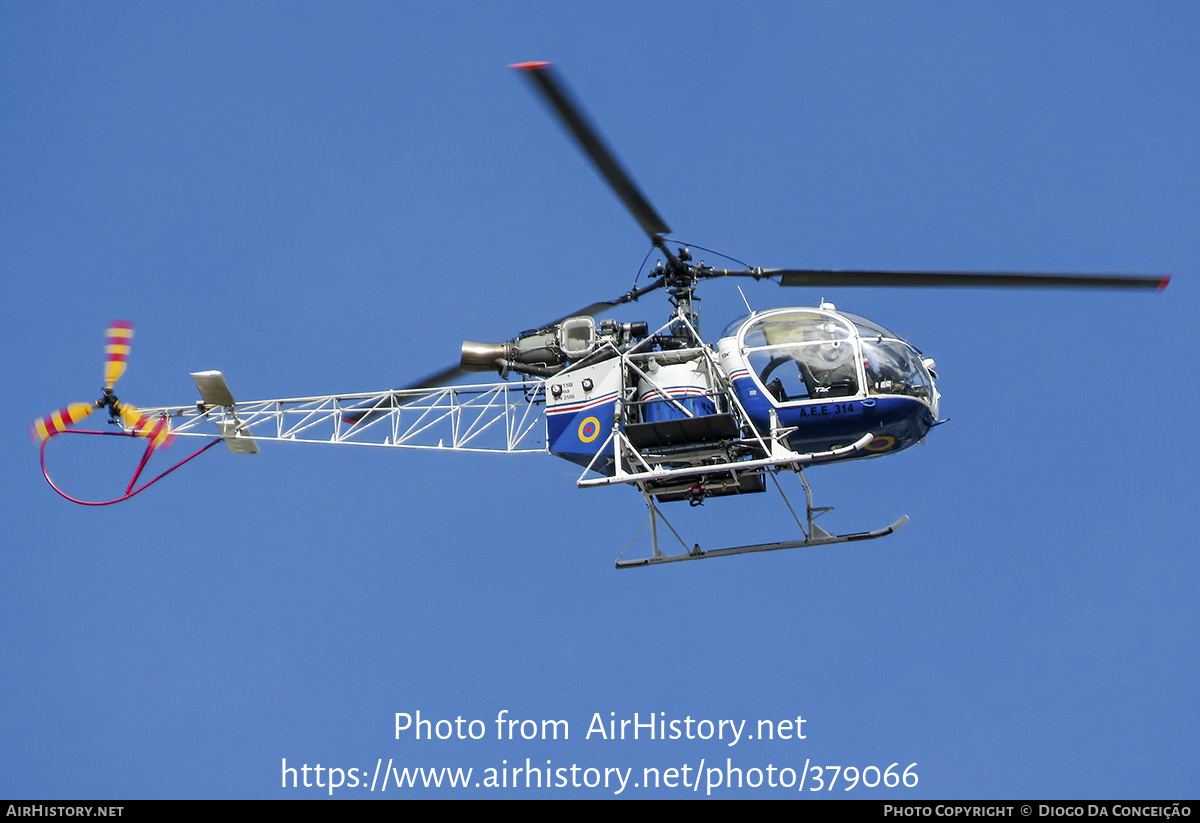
[547,397,618,470]
[732,376,933,458]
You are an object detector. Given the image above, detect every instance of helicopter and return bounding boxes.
[31,62,1168,568]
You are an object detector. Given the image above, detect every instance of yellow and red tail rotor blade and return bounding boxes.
[117,402,172,449]
[117,401,149,433]
[104,321,134,388]
[146,414,172,450]
[30,402,96,441]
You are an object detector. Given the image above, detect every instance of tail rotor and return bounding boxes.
[30,322,171,451]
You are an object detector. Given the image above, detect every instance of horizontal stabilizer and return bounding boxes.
[192,371,259,454]
[191,371,237,407]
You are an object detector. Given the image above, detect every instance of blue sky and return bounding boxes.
[2,2,1196,798]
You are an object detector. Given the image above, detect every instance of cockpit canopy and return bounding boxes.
[735,308,934,403]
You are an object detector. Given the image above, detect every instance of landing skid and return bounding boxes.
[614,469,908,569]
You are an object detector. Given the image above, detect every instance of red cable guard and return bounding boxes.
[39,427,222,506]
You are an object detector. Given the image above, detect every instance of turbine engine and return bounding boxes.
[461,316,648,378]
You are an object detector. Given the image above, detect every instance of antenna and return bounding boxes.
[736,285,753,313]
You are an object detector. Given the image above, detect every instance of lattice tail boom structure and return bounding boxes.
[141,377,548,455]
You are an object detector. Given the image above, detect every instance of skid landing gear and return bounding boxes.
[614,469,908,569]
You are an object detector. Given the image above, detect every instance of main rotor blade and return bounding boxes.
[400,364,468,392]
[543,288,654,328]
[342,363,473,425]
[769,269,1170,291]
[512,61,671,242]
[401,292,648,393]
[346,285,667,426]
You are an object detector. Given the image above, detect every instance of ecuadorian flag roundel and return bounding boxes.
[578,416,600,443]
